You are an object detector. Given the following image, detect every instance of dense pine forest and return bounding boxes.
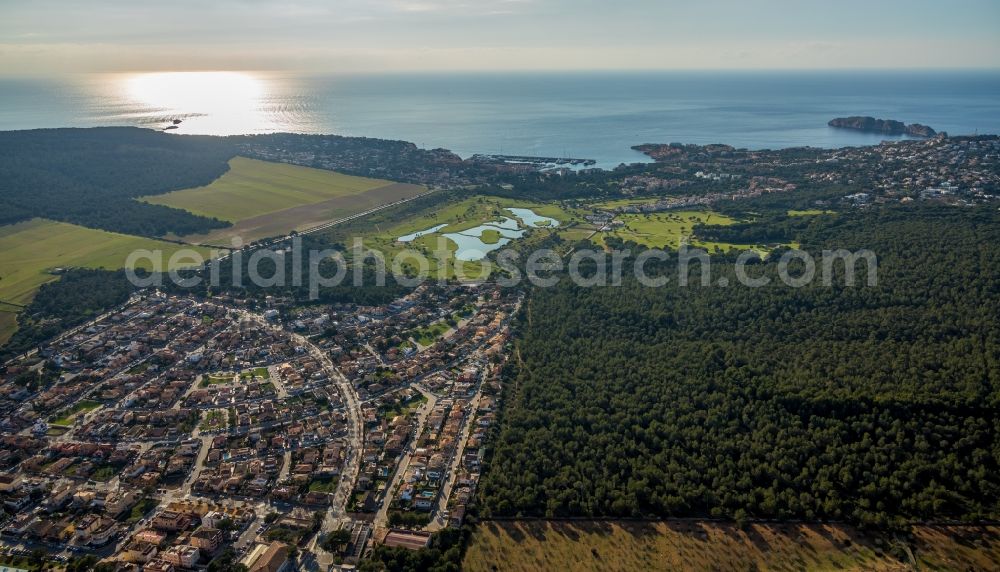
[174,234,413,306]
[479,205,1000,528]
[0,127,233,236]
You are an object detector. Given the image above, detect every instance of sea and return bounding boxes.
[1,70,998,169]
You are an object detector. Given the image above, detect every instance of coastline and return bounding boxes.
[1,70,998,168]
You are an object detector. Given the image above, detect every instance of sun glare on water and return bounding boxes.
[116,71,288,135]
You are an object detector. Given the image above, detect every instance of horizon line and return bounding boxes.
[3,66,1000,78]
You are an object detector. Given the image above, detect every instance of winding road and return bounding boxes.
[289,330,364,569]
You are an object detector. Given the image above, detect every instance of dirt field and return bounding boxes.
[182,181,425,246]
[463,520,1000,572]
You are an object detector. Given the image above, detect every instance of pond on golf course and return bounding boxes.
[397,207,560,261]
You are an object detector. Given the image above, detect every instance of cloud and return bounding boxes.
[385,0,531,15]
[0,0,997,73]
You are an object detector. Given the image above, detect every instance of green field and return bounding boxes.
[143,157,396,221]
[0,309,17,346]
[587,197,670,210]
[594,210,779,255]
[126,498,159,524]
[0,218,211,306]
[464,521,1000,572]
[52,399,102,426]
[308,476,340,493]
[142,157,426,244]
[200,373,235,388]
[128,362,152,374]
[383,195,575,237]
[595,210,736,249]
[379,394,427,420]
[91,465,117,482]
[408,320,452,347]
[240,367,270,380]
[0,218,212,342]
[481,229,503,244]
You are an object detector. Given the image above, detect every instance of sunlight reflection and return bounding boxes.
[116,71,283,135]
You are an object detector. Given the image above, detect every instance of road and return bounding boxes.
[41,304,222,442]
[426,383,483,532]
[233,311,366,519]
[296,190,437,238]
[372,385,438,532]
[179,434,213,498]
[284,328,363,570]
[4,294,143,366]
[208,189,437,257]
[278,449,293,482]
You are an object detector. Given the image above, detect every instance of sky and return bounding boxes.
[1,0,998,74]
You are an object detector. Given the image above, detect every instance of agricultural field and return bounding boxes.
[0,218,211,342]
[141,157,426,245]
[464,520,1000,572]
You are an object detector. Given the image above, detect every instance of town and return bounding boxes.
[0,282,519,571]
[628,134,1000,209]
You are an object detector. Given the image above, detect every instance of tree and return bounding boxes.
[208,549,248,572]
[322,528,352,553]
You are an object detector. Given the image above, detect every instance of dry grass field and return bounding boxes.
[0,309,18,346]
[463,520,1000,572]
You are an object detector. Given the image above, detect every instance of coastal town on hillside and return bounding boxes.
[241,133,1000,209]
[0,283,518,570]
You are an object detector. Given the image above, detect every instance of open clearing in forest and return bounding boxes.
[464,520,1000,572]
[592,209,786,255]
[594,210,738,250]
[142,156,426,245]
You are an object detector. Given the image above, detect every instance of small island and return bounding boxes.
[829,116,938,137]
